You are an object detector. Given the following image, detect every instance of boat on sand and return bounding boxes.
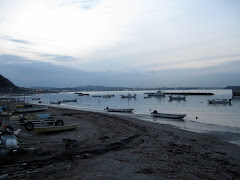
[33,123,78,134]
[151,110,186,119]
[105,107,134,113]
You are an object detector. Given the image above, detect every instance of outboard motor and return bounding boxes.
[0,135,19,153]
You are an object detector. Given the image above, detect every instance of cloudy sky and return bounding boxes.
[0,0,240,88]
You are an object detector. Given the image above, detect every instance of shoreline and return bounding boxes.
[1,101,240,179]
[30,101,240,147]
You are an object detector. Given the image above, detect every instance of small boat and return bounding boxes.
[60,99,77,103]
[121,94,136,98]
[151,110,186,119]
[103,95,114,98]
[208,99,232,104]
[232,89,240,96]
[33,123,78,134]
[32,98,40,100]
[105,107,134,113]
[92,95,102,97]
[169,95,186,100]
[15,107,48,113]
[50,101,61,104]
[146,90,165,97]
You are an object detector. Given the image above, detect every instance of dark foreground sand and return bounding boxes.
[1,103,240,179]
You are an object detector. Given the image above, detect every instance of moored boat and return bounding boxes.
[208,99,232,104]
[32,98,41,100]
[103,95,114,98]
[232,89,240,96]
[146,90,165,97]
[151,110,186,119]
[33,123,78,134]
[121,94,136,98]
[105,107,134,113]
[60,99,77,103]
[169,95,186,100]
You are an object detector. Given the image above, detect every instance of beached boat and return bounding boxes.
[105,107,134,113]
[121,94,136,98]
[151,110,186,119]
[15,107,48,113]
[146,90,165,97]
[208,99,232,104]
[169,95,186,100]
[33,123,78,134]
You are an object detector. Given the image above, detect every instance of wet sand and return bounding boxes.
[1,102,240,179]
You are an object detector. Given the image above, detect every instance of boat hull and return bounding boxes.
[15,107,48,113]
[151,113,186,119]
[106,108,134,113]
[208,99,232,104]
[34,124,78,134]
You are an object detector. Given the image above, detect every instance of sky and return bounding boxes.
[0,0,240,88]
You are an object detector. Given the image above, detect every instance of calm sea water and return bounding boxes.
[21,89,240,144]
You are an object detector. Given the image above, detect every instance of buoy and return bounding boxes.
[196,117,198,119]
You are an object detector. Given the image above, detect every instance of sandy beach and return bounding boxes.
[1,102,240,179]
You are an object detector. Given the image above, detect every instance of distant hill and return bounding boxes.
[225,86,240,89]
[0,74,20,93]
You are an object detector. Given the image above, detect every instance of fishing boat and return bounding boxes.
[169,95,186,100]
[208,99,232,104]
[33,123,78,134]
[146,90,165,97]
[121,94,136,98]
[105,107,134,113]
[151,110,186,119]
[15,107,48,113]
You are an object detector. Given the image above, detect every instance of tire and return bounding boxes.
[55,120,64,126]
[25,122,34,131]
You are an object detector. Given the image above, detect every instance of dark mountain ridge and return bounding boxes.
[0,74,20,93]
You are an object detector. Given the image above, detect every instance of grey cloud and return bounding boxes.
[2,35,32,45]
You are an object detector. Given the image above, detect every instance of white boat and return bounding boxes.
[121,94,136,98]
[146,90,165,97]
[15,107,48,113]
[105,107,134,113]
[208,99,232,104]
[169,95,186,100]
[151,110,186,119]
